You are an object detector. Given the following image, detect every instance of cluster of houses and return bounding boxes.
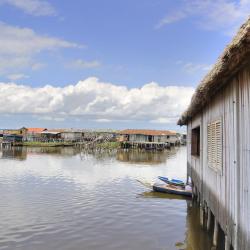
[0,127,85,144]
[0,127,186,147]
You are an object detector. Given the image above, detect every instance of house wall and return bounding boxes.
[187,65,250,249]
[127,134,176,143]
[128,134,148,142]
[24,133,43,142]
[237,68,250,249]
[61,132,83,141]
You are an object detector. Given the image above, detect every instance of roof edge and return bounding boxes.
[178,16,250,126]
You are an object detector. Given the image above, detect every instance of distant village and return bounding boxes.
[0,127,187,149]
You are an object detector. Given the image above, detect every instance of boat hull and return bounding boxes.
[153,184,192,197]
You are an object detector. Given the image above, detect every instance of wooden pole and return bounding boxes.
[213,220,219,246]
[200,206,204,227]
[225,235,230,250]
[207,208,211,231]
[197,191,200,204]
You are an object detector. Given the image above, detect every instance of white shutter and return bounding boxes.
[215,120,222,170]
[207,119,222,170]
[208,124,212,164]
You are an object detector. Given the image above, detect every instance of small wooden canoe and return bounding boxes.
[153,183,192,197]
[158,176,185,187]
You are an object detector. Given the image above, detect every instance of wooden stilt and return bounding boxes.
[197,191,200,204]
[200,206,204,227]
[213,220,218,246]
[207,208,211,231]
[225,235,230,250]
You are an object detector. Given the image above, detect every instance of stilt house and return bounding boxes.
[178,18,250,250]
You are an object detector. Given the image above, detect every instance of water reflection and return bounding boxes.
[26,146,80,156]
[0,146,27,160]
[116,148,178,164]
[0,146,213,250]
[0,146,80,160]
[138,190,191,200]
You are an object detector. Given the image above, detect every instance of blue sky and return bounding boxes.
[0,0,249,130]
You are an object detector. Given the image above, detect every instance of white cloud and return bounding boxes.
[7,73,29,81]
[0,22,81,74]
[183,62,212,74]
[31,62,46,71]
[150,118,176,124]
[0,77,194,124]
[155,11,187,29]
[67,59,101,69]
[36,115,65,122]
[0,0,56,16]
[156,0,250,34]
[95,118,112,123]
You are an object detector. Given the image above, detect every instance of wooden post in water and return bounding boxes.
[207,208,211,231]
[197,191,200,204]
[225,235,230,250]
[200,206,204,227]
[192,184,196,200]
[213,220,219,246]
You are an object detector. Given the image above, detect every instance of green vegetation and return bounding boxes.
[22,141,74,147]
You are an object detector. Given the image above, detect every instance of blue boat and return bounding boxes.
[158,176,185,187]
[153,183,192,197]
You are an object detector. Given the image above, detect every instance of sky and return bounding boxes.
[0,0,249,130]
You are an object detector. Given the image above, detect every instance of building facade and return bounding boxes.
[178,18,250,250]
[119,129,179,145]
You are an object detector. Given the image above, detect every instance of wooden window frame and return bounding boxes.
[191,126,200,157]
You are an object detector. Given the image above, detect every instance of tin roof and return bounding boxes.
[119,129,176,136]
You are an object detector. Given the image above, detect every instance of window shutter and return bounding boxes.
[208,124,212,165]
[207,119,222,170]
[215,120,222,170]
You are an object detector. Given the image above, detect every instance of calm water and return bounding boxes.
[0,146,213,250]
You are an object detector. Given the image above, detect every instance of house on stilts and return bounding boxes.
[118,129,179,149]
[178,17,250,250]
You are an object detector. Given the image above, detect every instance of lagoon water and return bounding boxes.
[0,146,213,250]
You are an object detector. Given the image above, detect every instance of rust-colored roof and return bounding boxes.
[119,129,176,136]
[27,128,47,133]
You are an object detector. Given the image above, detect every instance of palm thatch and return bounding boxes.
[178,16,250,125]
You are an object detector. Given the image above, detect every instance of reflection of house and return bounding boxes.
[119,129,179,145]
[116,150,170,164]
[178,18,250,249]
[1,147,27,160]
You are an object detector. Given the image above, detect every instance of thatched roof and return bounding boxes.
[178,17,250,126]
